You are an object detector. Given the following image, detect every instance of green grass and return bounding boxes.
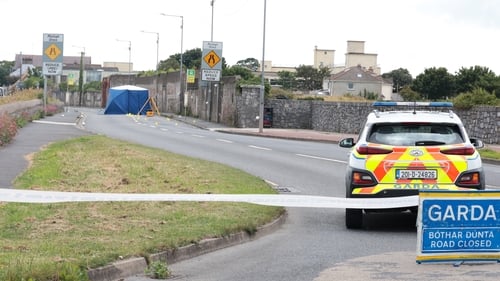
[0,135,284,280]
[479,148,500,160]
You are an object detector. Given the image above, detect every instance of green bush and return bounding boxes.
[453,88,499,109]
[0,112,17,146]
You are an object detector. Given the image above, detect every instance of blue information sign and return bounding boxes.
[417,191,500,263]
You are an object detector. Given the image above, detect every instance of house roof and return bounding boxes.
[331,65,384,83]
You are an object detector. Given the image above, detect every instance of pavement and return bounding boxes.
[1,110,500,281]
[170,114,359,143]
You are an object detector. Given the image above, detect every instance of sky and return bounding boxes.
[2,0,499,76]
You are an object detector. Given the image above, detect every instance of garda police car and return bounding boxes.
[339,102,485,229]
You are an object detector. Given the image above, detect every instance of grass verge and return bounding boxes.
[0,135,284,280]
[479,148,500,160]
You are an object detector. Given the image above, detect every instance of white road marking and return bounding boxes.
[216,139,233,143]
[33,120,75,126]
[191,134,205,138]
[249,145,271,151]
[296,154,347,164]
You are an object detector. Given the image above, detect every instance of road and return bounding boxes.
[78,108,500,281]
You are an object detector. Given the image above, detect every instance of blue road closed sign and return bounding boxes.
[417,190,500,263]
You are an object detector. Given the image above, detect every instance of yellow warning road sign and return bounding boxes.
[203,50,220,68]
[44,43,62,61]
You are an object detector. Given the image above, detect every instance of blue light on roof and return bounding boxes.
[372,101,453,107]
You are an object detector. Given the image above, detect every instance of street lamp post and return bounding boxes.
[211,0,215,40]
[207,0,215,122]
[160,13,184,114]
[116,39,132,84]
[73,45,86,106]
[141,30,160,98]
[259,0,267,133]
[140,30,159,72]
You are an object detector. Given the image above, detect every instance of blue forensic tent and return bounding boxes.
[104,85,151,114]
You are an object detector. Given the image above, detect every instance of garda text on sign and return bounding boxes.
[416,190,500,263]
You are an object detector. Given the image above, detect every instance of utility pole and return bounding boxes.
[208,0,215,121]
[116,39,132,84]
[160,13,184,114]
[141,30,160,98]
[73,45,86,106]
[259,0,267,133]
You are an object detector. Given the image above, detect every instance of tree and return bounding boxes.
[399,86,422,101]
[235,58,260,71]
[158,48,202,72]
[382,68,413,93]
[295,65,330,91]
[411,67,455,100]
[0,60,14,86]
[317,66,331,88]
[276,71,297,90]
[222,65,254,80]
[454,66,499,94]
[22,67,43,89]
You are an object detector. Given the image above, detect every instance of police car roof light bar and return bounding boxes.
[372,101,453,107]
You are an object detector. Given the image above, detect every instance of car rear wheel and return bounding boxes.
[345,208,363,229]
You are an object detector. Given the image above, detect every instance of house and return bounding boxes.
[326,65,393,100]
[12,53,121,87]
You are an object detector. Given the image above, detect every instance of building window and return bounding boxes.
[348,82,354,90]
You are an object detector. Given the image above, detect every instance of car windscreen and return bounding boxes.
[367,123,464,146]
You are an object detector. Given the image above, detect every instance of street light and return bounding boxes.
[116,39,132,84]
[160,13,184,113]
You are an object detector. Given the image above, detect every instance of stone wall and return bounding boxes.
[266,99,313,129]
[235,85,260,128]
[263,98,499,144]
[454,106,499,144]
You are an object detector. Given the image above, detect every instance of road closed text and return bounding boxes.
[424,229,497,251]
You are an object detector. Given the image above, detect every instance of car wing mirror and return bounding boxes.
[470,137,484,149]
[339,138,355,148]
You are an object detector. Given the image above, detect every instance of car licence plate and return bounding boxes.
[396,169,437,179]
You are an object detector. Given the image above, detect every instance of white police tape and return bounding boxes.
[0,189,419,209]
